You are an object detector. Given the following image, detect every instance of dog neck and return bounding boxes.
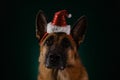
[38,58,88,80]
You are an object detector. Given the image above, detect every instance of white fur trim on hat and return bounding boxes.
[47,22,71,35]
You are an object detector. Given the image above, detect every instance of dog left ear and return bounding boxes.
[71,16,87,47]
[36,10,47,41]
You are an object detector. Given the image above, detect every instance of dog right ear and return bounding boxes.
[36,10,47,41]
[71,16,87,48]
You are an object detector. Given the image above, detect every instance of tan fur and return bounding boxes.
[37,33,88,80]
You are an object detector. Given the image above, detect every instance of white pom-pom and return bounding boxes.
[68,14,72,18]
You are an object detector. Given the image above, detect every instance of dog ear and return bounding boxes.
[36,10,47,41]
[71,16,87,47]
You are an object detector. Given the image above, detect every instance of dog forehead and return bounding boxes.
[40,32,75,46]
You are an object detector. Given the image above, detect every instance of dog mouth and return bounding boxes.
[45,53,67,70]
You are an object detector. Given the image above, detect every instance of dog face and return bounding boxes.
[40,32,77,70]
[36,10,87,70]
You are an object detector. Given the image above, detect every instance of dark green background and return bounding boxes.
[3,0,119,80]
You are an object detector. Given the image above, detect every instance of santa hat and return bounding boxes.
[47,10,72,35]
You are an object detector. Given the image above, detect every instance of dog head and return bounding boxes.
[36,10,87,70]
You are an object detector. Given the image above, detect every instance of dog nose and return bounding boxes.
[45,53,66,70]
[49,54,60,66]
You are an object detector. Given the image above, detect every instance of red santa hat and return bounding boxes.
[47,10,72,35]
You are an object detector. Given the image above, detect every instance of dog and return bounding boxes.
[36,10,88,80]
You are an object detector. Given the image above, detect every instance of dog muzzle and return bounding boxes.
[45,49,67,70]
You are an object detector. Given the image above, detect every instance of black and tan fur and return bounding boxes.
[36,10,88,80]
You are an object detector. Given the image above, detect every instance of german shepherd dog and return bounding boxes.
[36,10,88,80]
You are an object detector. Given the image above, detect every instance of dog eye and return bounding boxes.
[61,38,71,48]
[45,36,54,46]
